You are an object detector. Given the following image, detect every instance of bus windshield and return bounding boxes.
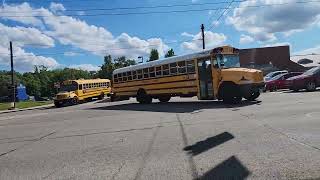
[217,55,240,68]
[59,83,77,92]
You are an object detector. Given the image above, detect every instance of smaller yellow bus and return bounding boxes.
[54,79,111,107]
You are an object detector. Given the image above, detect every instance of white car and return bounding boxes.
[264,70,288,82]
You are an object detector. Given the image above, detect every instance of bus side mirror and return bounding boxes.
[213,60,219,68]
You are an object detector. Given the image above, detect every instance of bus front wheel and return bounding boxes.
[243,88,260,101]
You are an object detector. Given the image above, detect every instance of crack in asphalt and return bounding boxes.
[0,131,56,158]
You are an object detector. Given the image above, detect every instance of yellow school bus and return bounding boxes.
[112,45,264,104]
[54,79,111,107]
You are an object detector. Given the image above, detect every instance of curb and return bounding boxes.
[0,104,54,114]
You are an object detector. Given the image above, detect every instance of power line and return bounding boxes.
[207,0,235,32]
[1,1,233,13]
[1,0,320,17]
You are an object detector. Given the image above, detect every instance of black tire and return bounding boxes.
[306,81,316,92]
[221,83,242,104]
[136,89,152,104]
[244,91,260,101]
[292,88,299,92]
[54,101,62,108]
[159,96,171,103]
[98,93,104,100]
[71,97,78,105]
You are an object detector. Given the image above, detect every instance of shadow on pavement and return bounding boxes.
[282,89,320,93]
[183,132,234,156]
[198,156,250,180]
[88,100,261,113]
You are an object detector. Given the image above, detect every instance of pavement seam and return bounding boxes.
[0,131,56,158]
[263,123,320,152]
[176,113,198,179]
[133,118,162,180]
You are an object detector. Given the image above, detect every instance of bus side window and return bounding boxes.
[170,62,177,74]
[128,71,132,81]
[118,73,123,82]
[79,84,83,90]
[178,61,186,74]
[163,64,169,76]
[149,67,155,78]
[132,71,137,80]
[187,60,195,73]
[107,82,110,87]
[123,72,127,82]
[137,69,143,79]
[143,68,149,79]
[156,66,162,77]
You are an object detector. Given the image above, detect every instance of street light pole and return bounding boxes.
[9,41,16,109]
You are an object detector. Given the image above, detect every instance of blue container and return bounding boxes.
[17,84,29,101]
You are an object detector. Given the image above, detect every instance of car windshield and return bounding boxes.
[303,66,320,76]
[219,55,240,68]
[269,74,285,81]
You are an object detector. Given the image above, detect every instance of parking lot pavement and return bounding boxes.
[0,91,319,179]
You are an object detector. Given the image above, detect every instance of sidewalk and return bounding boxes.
[0,103,54,114]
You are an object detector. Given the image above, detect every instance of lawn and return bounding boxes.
[0,101,53,111]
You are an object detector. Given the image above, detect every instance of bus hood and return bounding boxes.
[221,68,264,84]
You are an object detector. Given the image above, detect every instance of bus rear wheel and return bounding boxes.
[137,89,152,104]
[98,93,104,100]
[159,96,171,103]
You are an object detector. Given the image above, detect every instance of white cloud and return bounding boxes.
[181,32,195,38]
[0,23,55,48]
[69,64,100,71]
[0,23,58,72]
[227,0,320,42]
[262,42,291,48]
[0,3,43,26]
[0,45,59,72]
[64,51,81,56]
[239,34,254,44]
[291,45,320,67]
[49,2,65,13]
[0,2,170,71]
[181,31,227,52]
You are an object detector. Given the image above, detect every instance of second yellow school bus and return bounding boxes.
[112,45,264,104]
[54,79,111,107]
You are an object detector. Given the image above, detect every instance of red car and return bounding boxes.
[286,66,320,92]
[265,72,303,91]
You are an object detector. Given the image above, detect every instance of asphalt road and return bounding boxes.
[0,90,320,180]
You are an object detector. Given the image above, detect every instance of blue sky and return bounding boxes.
[0,0,320,72]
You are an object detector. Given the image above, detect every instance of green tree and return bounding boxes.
[98,55,136,79]
[149,49,159,61]
[165,49,175,58]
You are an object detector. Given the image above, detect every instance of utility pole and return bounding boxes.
[201,24,205,50]
[10,41,16,109]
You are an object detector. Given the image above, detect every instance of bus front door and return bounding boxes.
[197,59,214,100]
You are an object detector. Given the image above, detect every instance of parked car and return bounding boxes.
[264,70,288,82]
[265,72,303,91]
[286,66,320,92]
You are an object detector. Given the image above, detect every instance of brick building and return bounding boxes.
[239,46,306,74]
